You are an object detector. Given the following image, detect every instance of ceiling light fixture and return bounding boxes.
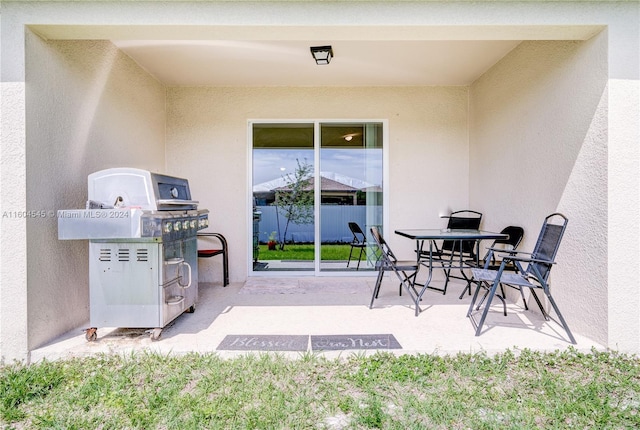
[310,45,333,65]
[342,133,361,142]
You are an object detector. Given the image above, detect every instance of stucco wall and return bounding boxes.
[469,36,608,345]
[166,86,469,282]
[24,34,166,350]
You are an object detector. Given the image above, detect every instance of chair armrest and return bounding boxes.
[486,247,531,256]
[197,232,228,256]
[481,248,555,272]
[198,232,228,248]
[499,252,556,265]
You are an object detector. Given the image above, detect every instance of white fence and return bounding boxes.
[255,205,382,244]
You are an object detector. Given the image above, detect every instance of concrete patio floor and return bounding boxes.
[30,273,604,362]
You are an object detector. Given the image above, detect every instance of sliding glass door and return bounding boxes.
[251,121,384,275]
[319,123,383,272]
[252,122,315,272]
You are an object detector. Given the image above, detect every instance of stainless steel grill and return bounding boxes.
[58,168,209,341]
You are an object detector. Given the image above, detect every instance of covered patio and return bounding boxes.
[1,1,638,363]
[30,274,602,362]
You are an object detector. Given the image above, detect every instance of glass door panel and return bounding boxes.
[319,122,384,272]
[252,123,315,272]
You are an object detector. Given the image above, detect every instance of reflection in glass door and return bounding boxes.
[319,123,383,272]
[252,123,315,272]
[251,121,384,274]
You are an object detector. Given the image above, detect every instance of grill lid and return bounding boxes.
[88,168,198,211]
[58,168,209,240]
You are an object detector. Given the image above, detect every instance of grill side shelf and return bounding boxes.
[57,209,143,240]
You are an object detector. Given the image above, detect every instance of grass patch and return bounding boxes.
[1,348,639,429]
[258,244,356,261]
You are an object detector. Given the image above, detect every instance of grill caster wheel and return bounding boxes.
[150,328,162,341]
[186,305,196,313]
[84,327,97,342]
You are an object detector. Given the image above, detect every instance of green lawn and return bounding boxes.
[258,244,358,261]
[2,349,639,428]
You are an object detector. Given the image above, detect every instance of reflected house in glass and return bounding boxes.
[253,172,383,244]
[254,173,380,206]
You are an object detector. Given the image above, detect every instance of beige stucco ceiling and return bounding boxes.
[30,24,603,86]
[111,39,524,86]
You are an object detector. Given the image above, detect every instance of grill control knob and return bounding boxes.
[174,221,181,231]
[190,220,196,229]
[164,222,172,233]
[183,221,189,231]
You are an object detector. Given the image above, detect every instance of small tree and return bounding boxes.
[273,159,314,250]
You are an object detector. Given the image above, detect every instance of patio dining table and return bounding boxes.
[395,229,509,314]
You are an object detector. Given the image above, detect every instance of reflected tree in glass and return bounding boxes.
[274,159,314,250]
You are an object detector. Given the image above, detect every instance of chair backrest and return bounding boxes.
[495,225,525,250]
[348,222,366,244]
[370,226,397,266]
[446,210,483,230]
[526,213,568,282]
[482,225,524,262]
[442,210,483,254]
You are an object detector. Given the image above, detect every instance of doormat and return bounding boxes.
[217,335,309,351]
[216,334,402,352]
[310,334,402,351]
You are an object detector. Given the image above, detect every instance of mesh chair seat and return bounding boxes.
[375,259,419,272]
[198,249,224,257]
[472,268,535,288]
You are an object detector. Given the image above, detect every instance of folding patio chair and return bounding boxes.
[369,226,421,314]
[418,209,482,294]
[459,225,525,300]
[467,213,575,343]
[347,222,370,270]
